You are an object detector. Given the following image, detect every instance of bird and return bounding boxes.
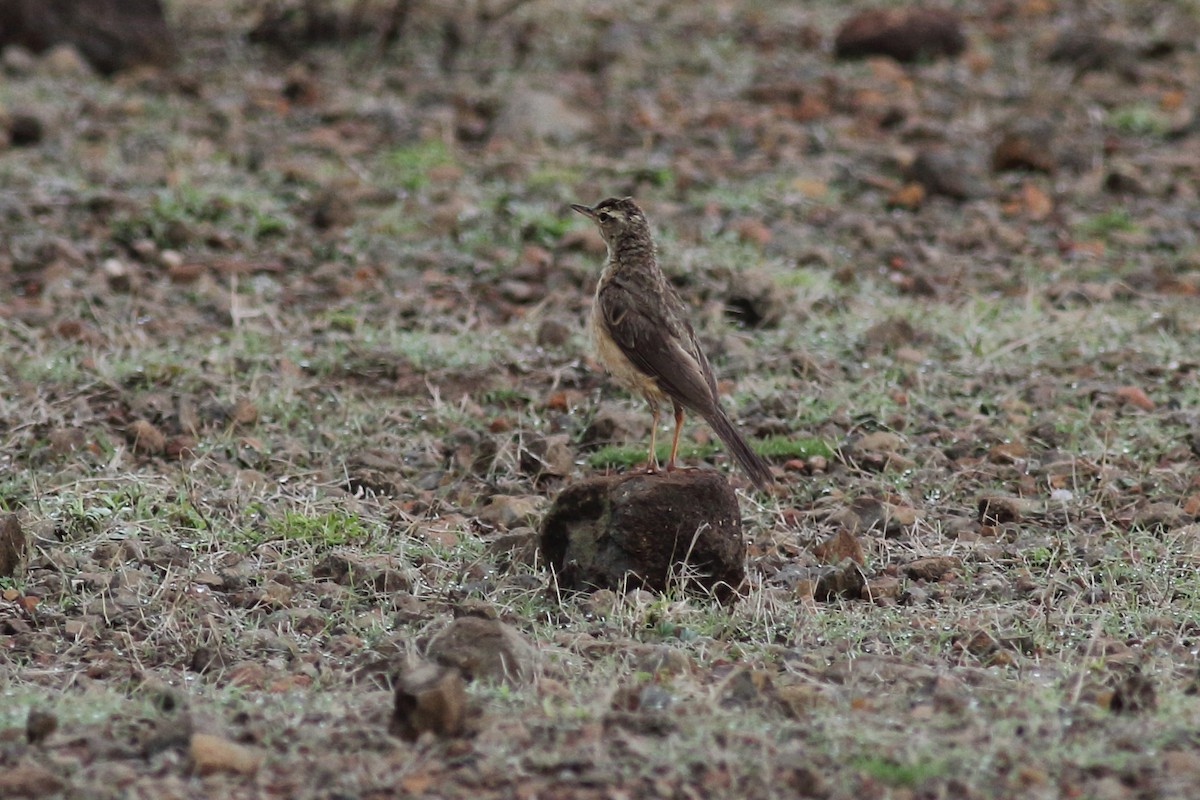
[570,197,773,489]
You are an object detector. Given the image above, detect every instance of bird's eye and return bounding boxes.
[597,212,612,222]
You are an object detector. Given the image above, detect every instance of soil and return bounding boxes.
[3,2,1200,798]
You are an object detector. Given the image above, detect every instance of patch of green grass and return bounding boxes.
[752,435,833,460]
[851,755,947,788]
[386,138,455,191]
[269,510,371,546]
[586,441,713,469]
[1076,209,1138,238]
[1107,105,1170,137]
[586,435,826,469]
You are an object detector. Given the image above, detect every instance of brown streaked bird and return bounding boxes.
[570,197,773,489]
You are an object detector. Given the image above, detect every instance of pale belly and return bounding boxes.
[590,299,664,404]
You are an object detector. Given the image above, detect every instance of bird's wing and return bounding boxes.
[598,281,717,414]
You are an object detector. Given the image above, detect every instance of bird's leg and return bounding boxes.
[647,400,660,472]
[666,402,684,472]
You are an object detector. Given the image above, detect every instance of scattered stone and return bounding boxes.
[813,558,866,601]
[8,113,43,147]
[492,85,591,144]
[811,529,865,566]
[992,126,1056,173]
[0,0,176,75]
[2,44,36,75]
[717,667,772,708]
[102,257,133,292]
[484,527,539,569]
[722,268,785,328]
[313,551,412,592]
[0,514,26,578]
[834,7,965,63]
[1110,670,1156,714]
[25,709,57,745]
[536,318,573,349]
[539,470,746,600]
[189,733,263,776]
[309,188,354,230]
[833,497,920,536]
[860,317,921,356]
[1132,503,1189,533]
[1048,30,1135,74]
[903,556,960,581]
[580,402,648,449]
[391,662,468,741]
[478,494,545,530]
[910,147,984,200]
[427,616,537,685]
[977,494,1030,524]
[0,759,65,797]
[520,433,575,479]
[1114,385,1154,411]
[127,419,166,455]
[41,43,91,76]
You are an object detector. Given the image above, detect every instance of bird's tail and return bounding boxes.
[705,408,773,489]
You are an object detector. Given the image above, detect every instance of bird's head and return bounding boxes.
[569,197,648,246]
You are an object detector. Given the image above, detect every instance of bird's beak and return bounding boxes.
[569,203,595,218]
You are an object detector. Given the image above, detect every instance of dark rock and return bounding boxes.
[0,0,175,75]
[0,514,26,578]
[834,7,965,63]
[992,126,1056,173]
[536,318,573,349]
[8,113,43,147]
[25,709,56,745]
[426,616,537,685]
[1048,30,1136,75]
[813,559,866,601]
[903,556,960,581]
[1110,670,1156,714]
[308,188,354,230]
[910,147,985,200]
[721,268,785,329]
[539,471,746,600]
[391,662,468,741]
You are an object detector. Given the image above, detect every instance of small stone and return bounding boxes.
[0,759,65,796]
[904,556,960,581]
[391,662,468,741]
[910,147,984,200]
[811,529,865,565]
[427,616,538,685]
[835,7,965,63]
[536,318,573,349]
[520,434,574,479]
[189,733,263,776]
[127,419,166,455]
[813,559,866,601]
[103,258,132,292]
[25,709,57,745]
[42,44,93,77]
[8,113,43,147]
[493,85,591,144]
[1132,503,1188,533]
[478,494,545,530]
[718,667,772,708]
[230,398,259,426]
[977,494,1028,524]
[1110,671,1156,714]
[2,45,36,75]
